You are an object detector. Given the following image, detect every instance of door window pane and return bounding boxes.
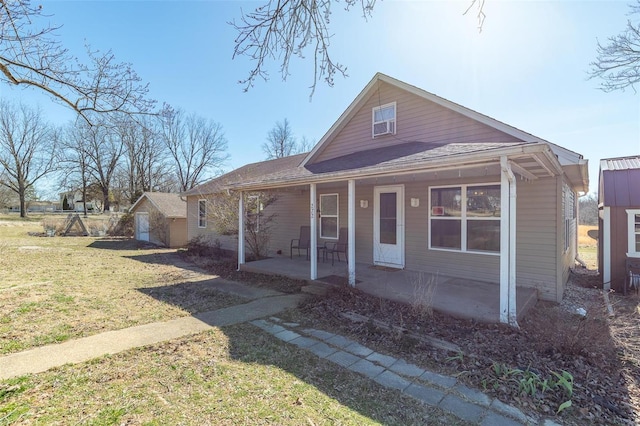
[379,192,397,244]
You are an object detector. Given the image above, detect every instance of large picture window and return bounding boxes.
[320,193,339,239]
[627,209,640,258]
[198,199,206,228]
[430,184,501,253]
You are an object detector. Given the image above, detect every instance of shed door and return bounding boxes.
[136,212,149,242]
[373,185,405,268]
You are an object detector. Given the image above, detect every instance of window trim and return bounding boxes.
[198,199,207,228]
[372,102,397,138]
[627,209,640,258]
[428,183,501,255]
[319,193,339,240]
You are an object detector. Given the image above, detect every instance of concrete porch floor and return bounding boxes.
[240,255,538,323]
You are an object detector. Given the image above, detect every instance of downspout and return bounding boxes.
[500,157,519,327]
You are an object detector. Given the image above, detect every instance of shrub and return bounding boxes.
[107,213,133,237]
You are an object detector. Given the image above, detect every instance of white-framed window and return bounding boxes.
[429,184,501,254]
[372,102,396,137]
[320,193,339,239]
[198,199,206,228]
[627,209,640,257]
[563,184,576,253]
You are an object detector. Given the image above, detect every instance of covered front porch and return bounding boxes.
[240,256,538,323]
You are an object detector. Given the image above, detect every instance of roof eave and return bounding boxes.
[227,143,562,192]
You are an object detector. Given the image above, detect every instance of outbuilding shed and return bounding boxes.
[130,192,187,248]
[598,155,640,293]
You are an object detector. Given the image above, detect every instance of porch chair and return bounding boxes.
[626,257,640,295]
[324,227,348,266]
[290,226,311,260]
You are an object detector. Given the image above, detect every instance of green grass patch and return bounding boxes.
[0,325,466,425]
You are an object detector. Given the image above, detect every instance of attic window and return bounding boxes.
[372,102,396,138]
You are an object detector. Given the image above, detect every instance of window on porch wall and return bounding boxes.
[627,210,640,257]
[320,193,338,239]
[198,199,206,228]
[429,184,501,253]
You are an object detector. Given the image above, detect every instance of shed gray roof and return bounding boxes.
[131,192,186,218]
[600,156,640,171]
[600,155,640,207]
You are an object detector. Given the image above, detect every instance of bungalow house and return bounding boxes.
[130,192,187,248]
[184,73,589,325]
[598,155,640,293]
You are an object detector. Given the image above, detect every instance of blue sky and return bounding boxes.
[4,0,640,196]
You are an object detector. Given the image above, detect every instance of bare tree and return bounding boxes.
[231,0,486,96]
[590,1,640,92]
[579,193,598,226]
[263,119,314,159]
[115,116,173,204]
[83,122,124,212]
[0,101,55,217]
[263,118,296,159]
[0,1,154,123]
[58,121,92,216]
[160,108,229,192]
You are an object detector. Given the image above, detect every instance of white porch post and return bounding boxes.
[237,191,245,270]
[500,156,518,327]
[347,179,356,287]
[310,183,318,280]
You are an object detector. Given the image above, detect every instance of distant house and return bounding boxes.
[183,73,588,324]
[598,155,640,293]
[59,190,98,213]
[130,192,187,248]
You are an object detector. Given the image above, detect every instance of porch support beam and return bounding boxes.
[500,156,518,327]
[237,191,245,270]
[310,183,318,280]
[347,179,356,287]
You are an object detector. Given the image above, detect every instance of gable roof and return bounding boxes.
[599,155,640,207]
[186,73,588,194]
[301,72,583,167]
[130,192,186,218]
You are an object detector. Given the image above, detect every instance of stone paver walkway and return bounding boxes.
[251,317,561,426]
[0,273,562,426]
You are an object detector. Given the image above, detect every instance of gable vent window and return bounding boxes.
[372,102,396,138]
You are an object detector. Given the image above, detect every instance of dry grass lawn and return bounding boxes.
[0,216,243,354]
[578,224,598,270]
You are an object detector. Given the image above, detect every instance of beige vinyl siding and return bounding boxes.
[516,176,560,301]
[186,195,236,251]
[313,81,522,163]
[168,219,188,248]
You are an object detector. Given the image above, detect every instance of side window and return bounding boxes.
[627,210,640,257]
[198,199,206,228]
[320,194,339,239]
[372,102,396,137]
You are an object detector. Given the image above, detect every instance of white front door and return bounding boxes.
[373,185,404,268]
[136,212,149,242]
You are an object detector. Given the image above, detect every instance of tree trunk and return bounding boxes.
[19,192,26,218]
[102,186,110,212]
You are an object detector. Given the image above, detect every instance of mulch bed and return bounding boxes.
[292,268,638,425]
